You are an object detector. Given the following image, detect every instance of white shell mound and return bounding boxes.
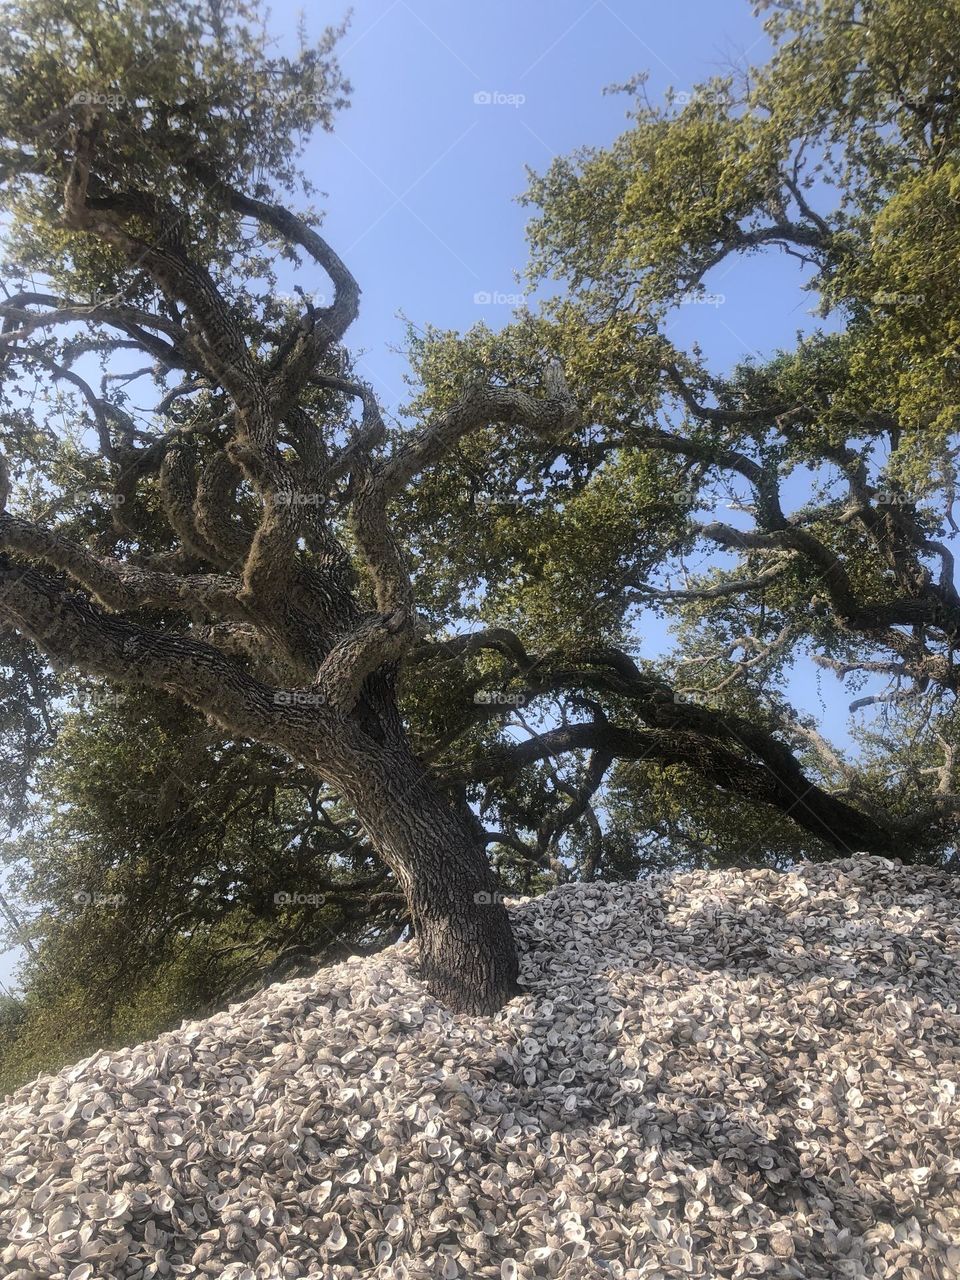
[2,855,959,1279]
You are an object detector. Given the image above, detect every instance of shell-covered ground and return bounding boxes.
[2,856,959,1280]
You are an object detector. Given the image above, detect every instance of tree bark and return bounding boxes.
[334,743,521,1014]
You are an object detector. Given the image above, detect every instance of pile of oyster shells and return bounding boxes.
[1,855,958,1279]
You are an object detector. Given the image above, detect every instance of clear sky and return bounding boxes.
[294,0,799,404]
[0,1,902,988]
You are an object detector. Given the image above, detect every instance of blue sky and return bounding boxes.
[297,0,793,403]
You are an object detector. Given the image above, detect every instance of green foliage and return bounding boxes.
[400,0,960,883]
[399,319,693,650]
[523,0,960,476]
[0,685,401,1091]
[0,0,349,296]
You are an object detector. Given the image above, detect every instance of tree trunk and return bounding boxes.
[333,743,521,1015]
